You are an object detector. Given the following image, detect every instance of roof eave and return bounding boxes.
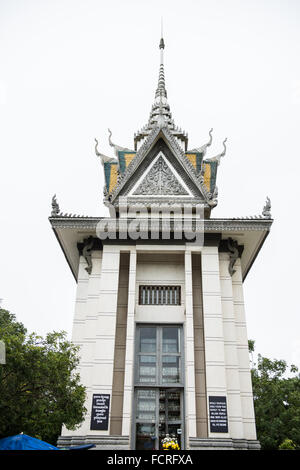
[49,215,273,282]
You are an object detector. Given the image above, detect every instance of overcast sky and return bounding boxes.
[1,0,300,368]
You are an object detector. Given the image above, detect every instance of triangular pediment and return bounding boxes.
[130,153,191,197]
[109,127,213,206]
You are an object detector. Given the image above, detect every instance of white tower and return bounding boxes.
[49,35,272,450]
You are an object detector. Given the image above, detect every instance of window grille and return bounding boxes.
[139,286,181,305]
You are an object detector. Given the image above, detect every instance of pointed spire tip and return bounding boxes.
[159,17,165,49]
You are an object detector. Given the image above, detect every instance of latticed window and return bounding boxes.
[139,286,181,305]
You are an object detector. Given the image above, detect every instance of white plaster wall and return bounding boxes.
[201,246,229,439]
[62,246,122,437]
[62,244,257,444]
[134,249,198,444]
[232,259,257,440]
[122,249,137,436]
[184,249,197,440]
[135,252,185,323]
[62,251,103,436]
[219,253,244,439]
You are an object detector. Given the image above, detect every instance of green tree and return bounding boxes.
[0,309,86,445]
[278,438,296,450]
[249,340,300,450]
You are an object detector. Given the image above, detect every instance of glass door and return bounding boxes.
[158,389,182,450]
[135,389,157,450]
[135,388,184,450]
[134,325,184,450]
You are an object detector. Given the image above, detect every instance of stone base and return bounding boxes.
[189,438,261,450]
[57,435,130,450]
[58,435,260,451]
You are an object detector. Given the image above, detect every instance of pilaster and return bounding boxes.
[62,250,103,437]
[90,245,121,435]
[232,260,257,440]
[184,249,197,440]
[122,249,137,437]
[219,253,244,439]
[201,246,229,438]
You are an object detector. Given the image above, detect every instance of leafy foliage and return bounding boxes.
[278,438,296,450]
[249,340,300,450]
[0,309,86,445]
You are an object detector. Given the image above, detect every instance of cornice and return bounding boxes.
[49,216,104,230]
[49,216,273,232]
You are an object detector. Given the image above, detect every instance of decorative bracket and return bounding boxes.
[77,237,103,275]
[82,236,94,275]
[219,238,243,277]
[227,237,239,276]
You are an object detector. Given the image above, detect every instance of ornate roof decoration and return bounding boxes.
[232,198,273,220]
[133,155,189,196]
[205,138,227,166]
[108,125,217,209]
[94,138,117,165]
[262,196,271,218]
[184,152,218,196]
[51,194,60,217]
[49,215,273,232]
[189,128,213,156]
[155,36,167,100]
[134,35,188,152]
[49,195,90,218]
[108,129,134,157]
[95,31,272,221]
[232,215,266,220]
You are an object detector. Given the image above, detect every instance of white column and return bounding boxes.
[184,249,197,440]
[77,250,103,395]
[219,253,244,439]
[90,245,121,435]
[62,250,103,437]
[122,249,137,437]
[232,259,257,440]
[201,246,229,438]
[71,255,90,343]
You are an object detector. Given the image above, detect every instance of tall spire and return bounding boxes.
[155,23,167,100]
[134,26,188,151]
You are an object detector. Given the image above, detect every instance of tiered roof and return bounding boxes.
[49,32,273,281]
[96,34,229,215]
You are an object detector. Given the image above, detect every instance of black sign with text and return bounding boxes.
[209,396,228,433]
[90,394,110,431]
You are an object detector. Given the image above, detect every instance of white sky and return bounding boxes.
[1,0,300,367]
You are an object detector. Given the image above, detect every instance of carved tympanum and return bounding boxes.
[133,156,188,196]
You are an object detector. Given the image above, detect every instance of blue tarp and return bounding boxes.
[0,434,58,450]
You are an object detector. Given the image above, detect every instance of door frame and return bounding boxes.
[133,386,185,450]
[131,323,186,450]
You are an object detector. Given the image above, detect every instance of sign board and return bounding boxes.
[90,394,110,431]
[209,396,228,433]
